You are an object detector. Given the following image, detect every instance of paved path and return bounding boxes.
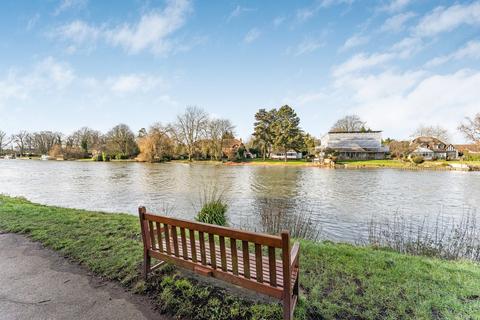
[0,233,167,320]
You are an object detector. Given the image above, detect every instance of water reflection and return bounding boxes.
[0,159,479,242]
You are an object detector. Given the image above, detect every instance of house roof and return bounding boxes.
[410,136,453,152]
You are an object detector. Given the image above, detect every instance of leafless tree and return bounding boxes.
[105,124,137,158]
[68,127,103,154]
[330,114,367,132]
[172,106,209,161]
[458,113,480,144]
[12,131,29,156]
[411,125,451,143]
[137,123,174,162]
[31,131,63,154]
[0,130,11,155]
[207,118,235,160]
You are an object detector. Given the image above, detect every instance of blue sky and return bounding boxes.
[0,0,479,142]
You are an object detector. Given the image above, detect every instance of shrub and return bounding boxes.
[412,155,424,164]
[196,201,228,226]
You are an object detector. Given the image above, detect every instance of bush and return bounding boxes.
[196,201,228,226]
[412,155,424,164]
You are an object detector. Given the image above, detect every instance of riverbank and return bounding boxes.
[1,195,479,319]
[337,159,480,170]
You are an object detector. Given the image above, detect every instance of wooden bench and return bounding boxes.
[138,207,300,320]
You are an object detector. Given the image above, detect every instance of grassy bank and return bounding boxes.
[338,159,480,169]
[232,159,312,167]
[0,195,479,319]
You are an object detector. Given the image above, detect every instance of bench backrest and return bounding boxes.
[139,207,292,296]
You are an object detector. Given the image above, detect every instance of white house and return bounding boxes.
[270,150,302,160]
[410,137,458,160]
[317,131,389,160]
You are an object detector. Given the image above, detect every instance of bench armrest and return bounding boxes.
[290,242,300,270]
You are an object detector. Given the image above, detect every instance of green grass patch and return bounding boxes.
[1,195,479,319]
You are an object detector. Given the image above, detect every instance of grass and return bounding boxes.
[337,159,409,168]
[240,158,312,166]
[1,195,479,319]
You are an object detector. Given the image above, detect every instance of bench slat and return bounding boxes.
[209,233,217,269]
[189,229,197,262]
[219,236,227,271]
[242,241,250,279]
[148,221,156,250]
[230,238,238,275]
[155,222,163,252]
[199,232,207,265]
[180,227,188,259]
[268,246,277,287]
[255,244,263,283]
[171,226,179,257]
[144,213,283,248]
[164,223,171,255]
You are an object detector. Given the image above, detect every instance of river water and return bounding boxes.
[1,160,479,242]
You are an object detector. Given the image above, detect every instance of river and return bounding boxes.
[1,160,479,242]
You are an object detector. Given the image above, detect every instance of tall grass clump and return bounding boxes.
[364,208,480,261]
[194,184,228,226]
[245,198,321,241]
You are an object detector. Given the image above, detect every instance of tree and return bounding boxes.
[458,113,480,143]
[302,133,318,156]
[330,115,366,132]
[68,127,103,155]
[31,131,62,155]
[253,108,277,160]
[271,105,304,162]
[207,118,235,160]
[388,140,410,159]
[411,125,450,143]
[172,106,209,161]
[0,130,10,155]
[12,131,29,156]
[137,123,174,162]
[105,124,138,158]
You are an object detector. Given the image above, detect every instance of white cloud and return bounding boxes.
[425,40,480,67]
[244,28,261,43]
[340,34,369,51]
[53,0,87,16]
[415,2,480,37]
[26,13,40,31]
[378,0,411,13]
[228,5,255,21]
[381,11,416,32]
[51,0,192,56]
[333,52,394,77]
[296,0,354,22]
[108,74,165,94]
[291,38,325,56]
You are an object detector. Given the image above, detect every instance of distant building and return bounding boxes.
[270,150,303,160]
[317,131,389,160]
[409,137,458,160]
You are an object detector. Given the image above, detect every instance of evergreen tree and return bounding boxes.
[271,105,304,162]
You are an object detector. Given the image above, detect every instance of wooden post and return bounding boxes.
[138,206,151,280]
[281,231,292,320]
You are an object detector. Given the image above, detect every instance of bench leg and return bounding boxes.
[143,253,151,280]
[283,296,292,320]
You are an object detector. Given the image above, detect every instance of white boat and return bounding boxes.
[41,155,51,161]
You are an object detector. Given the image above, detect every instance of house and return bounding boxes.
[270,150,302,160]
[410,137,458,160]
[317,131,389,160]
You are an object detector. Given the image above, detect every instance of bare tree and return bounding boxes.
[458,113,480,144]
[411,125,450,143]
[12,131,29,156]
[105,124,138,158]
[173,106,209,161]
[330,115,367,132]
[0,130,10,155]
[207,118,235,160]
[137,123,174,162]
[68,127,103,154]
[31,131,63,154]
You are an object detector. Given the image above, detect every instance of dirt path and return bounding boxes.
[0,233,168,320]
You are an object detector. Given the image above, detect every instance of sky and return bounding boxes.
[0,0,479,143]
